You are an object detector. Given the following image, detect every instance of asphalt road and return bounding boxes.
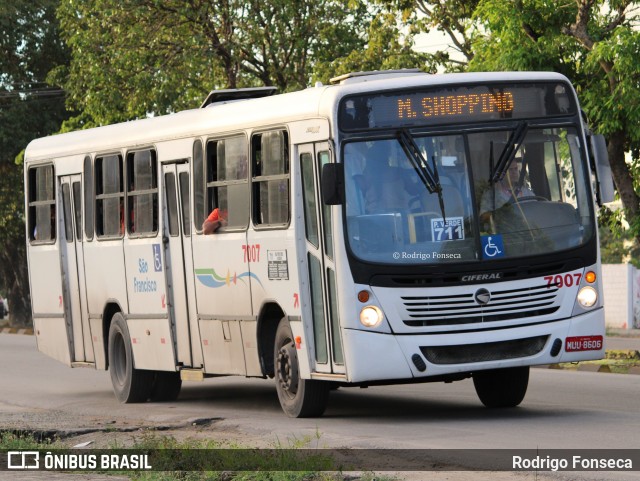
[1,333,639,481]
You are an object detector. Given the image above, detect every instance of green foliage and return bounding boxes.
[0,0,72,324]
[313,12,433,83]
[0,431,61,449]
[54,0,372,124]
[381,0,640,244]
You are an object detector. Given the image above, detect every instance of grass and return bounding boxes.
[554,349,640,373]
[0,430,392,481]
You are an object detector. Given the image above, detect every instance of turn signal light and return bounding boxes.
[357,290,370,303]
[585,271,596,283]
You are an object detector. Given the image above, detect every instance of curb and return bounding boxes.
[0,327,34,335]
[534,358,640,375]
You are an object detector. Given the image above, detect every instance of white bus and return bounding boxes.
[25,70,614,417]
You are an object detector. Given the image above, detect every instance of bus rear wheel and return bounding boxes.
[274,319,329,418]
[473,366,529,408]
[108,313,154,403]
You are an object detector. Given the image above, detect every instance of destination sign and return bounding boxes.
[339,82,575,131]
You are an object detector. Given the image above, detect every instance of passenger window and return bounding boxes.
[205,135,249,231]
[83,156,94,240]
[28,165,56,243]
[252,130,290,227]
[95,154,124,238]
[126,149,158,236]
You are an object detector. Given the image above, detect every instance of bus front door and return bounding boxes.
[59,174,94,364]
[162,162,203,368]
[298,143,345,376]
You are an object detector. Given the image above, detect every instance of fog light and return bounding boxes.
[360,306,383,327]
[577,286,597,308]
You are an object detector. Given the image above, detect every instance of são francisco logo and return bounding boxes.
[195,268,262,288]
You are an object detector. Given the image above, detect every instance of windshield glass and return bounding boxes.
[343,126,593,264]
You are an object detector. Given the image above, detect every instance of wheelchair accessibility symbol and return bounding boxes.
[481,235,505,259]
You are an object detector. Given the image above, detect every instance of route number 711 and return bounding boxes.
[544,273,582,288]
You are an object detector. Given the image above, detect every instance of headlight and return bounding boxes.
[360,306,383,327]
[577,286,598,308]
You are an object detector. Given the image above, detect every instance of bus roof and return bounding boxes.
[24,71,570,162]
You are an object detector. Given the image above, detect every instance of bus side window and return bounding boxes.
[95,154,124,238]
[28,164,56,243]
[126,149,158,236]
[205,134,249,232]
[83,155,94,240]
[251,130,289,227]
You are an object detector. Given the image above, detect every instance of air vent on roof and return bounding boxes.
[329,69,425,85]
[200,87,277,108]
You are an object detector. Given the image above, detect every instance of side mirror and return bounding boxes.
[590,134,615,205]
[321,163,344,205]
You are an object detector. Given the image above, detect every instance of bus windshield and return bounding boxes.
[343,126,594,264]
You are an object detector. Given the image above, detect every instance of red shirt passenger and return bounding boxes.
[202,208,227,234]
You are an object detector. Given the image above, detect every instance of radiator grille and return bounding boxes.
[420,335,549,365]
[402,284,560,327]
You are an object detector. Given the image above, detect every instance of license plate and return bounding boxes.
[565,335,603,352]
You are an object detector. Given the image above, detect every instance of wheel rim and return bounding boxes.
[276,338,299,399]
[112,331,127,386]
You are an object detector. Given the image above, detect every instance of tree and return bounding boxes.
[470,0,640,243]
[0,0,72,324]
[53,0,373,124]
[312,12,433,83]
[378,0,479,71]
[385,0,640,244]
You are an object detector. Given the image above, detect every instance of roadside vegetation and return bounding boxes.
[555,350,640,374]
[0,431,390,481]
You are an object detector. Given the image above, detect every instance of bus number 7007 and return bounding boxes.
[544,273,582,289]
[242,244,261,263]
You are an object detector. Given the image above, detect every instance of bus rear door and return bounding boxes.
[162,161,203,368]
[59,174,94,364]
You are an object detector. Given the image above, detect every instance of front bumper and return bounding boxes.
[340,308,604,383]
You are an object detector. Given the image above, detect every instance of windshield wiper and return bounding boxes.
[490,121,529,184]
[397,129,446,220]
[397,129,440,194]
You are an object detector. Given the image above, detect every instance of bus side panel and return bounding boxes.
[246,228,312,378]
[124,240,167,317]
[192,231,252,374]
[198,320,246,375]
[127,318,177,371]
[83,240,128,317]
[29,244,70,365]
[240,319,262,376]
[33,318,72,366]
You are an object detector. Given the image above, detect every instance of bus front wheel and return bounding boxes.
[108,313,155,403]
[274,319,329,418]
[473,366,529,408]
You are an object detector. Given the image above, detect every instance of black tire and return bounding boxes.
[274,318,329,418]
[473,366,530,408]
[108,312,155,403]
[150,371,182,402]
